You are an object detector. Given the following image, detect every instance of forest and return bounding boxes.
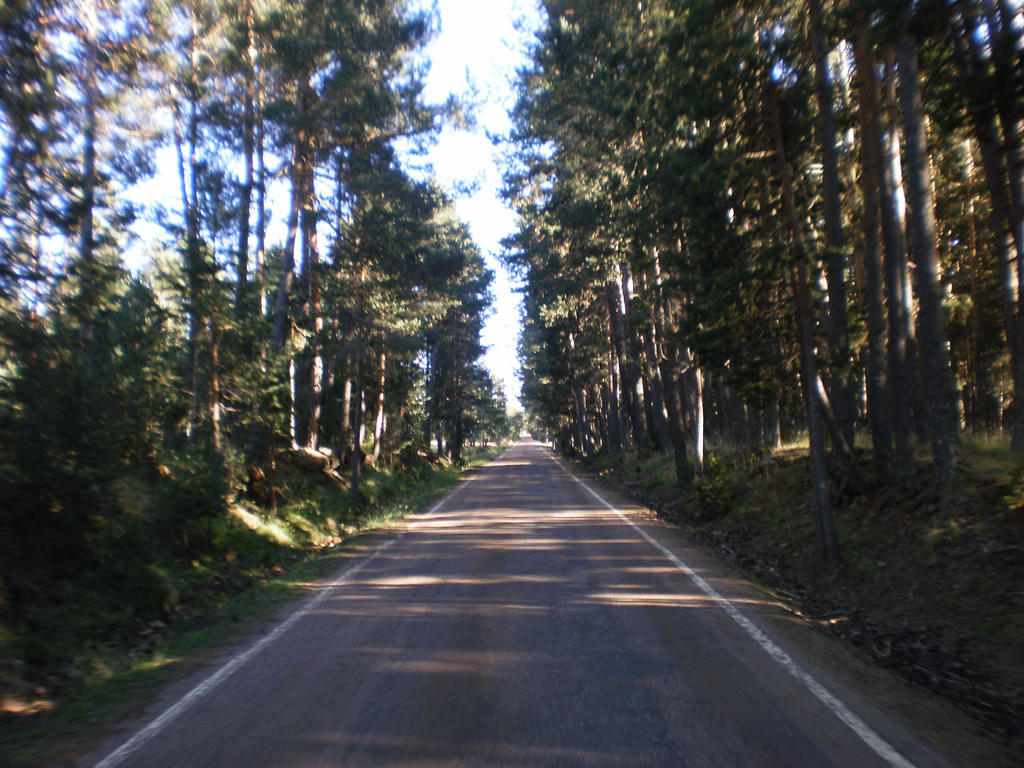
[0,0,518,706]
[505,0,1023,573]
[3,0,1024,753]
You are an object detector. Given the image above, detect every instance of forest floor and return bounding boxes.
[0,445,503,768]
[574,437,1024,753]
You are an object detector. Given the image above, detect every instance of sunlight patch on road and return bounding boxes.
[302,729,652,765]
[578,591,712,608]
[377,649,544,676]
[620,565,679,575]
[578,590,789,611]
[361,574,563,588]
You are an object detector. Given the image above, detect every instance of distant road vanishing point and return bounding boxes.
[85,442,1009,768]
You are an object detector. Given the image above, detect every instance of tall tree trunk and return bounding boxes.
[884,51,931,448]
[452,395,465,465]
[967,180,995,429]
[618,266,650,455]
[371,351,386,466]
[650,248,695,484]
[602,294,623,456]
[897,29,959,484]
[635,264,672,453]
[808,0,856,450]
[306,352,323,450]
[625,369,648,454]
[351,351,364,501]
[567,330,593,457]
[450,337,465,465]
[795,262,841,575]
[876,53,917,480]
[277,144,303,447]
[766,398,782,450]
[301,150,323,450]
[77,0,99,359]
[254,65,268,318]
[271,149,301,349]
[236,0,255,314]
[598,382,611,451]
[573,386,594,458]
[746,403,765,455]
[177,66,203,447]
[359,387,367,449]
[288,356,298,449]
[853,24,894,477]
[685,364,704,475]
[642,320,673,453]
[606,279,642,451]
[336,372,352,463]
[768,77,841,574]
[209,316,222,454]
[591,383,607,452]
[605,346,623,456]
[641,377,658,450]
[271,78,311,350]
[661,358,691,485]
[423,346,434,450]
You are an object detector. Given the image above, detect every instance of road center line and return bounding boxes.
[92,469,482,768]
[549,453,919,768]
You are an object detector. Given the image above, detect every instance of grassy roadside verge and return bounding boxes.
[0,444,504,768]
[571,440,1024,750]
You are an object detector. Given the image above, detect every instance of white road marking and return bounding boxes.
[92,471,481,768]
[549,453,919,768]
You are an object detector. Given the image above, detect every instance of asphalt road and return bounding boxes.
[85,442,1010,767]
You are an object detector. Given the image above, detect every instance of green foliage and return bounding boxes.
[154,448,230,553]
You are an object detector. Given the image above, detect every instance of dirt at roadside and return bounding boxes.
[576,447,1024,753]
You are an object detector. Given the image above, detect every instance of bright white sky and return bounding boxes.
[411,0,541,410]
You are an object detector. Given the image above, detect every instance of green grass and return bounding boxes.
[636,453,677,492]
